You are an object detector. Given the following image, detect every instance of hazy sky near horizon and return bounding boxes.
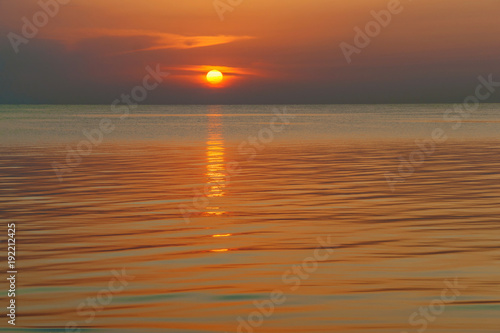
[1,0,499,104]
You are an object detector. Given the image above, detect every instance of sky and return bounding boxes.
[1,0,499,104]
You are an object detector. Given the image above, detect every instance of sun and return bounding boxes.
[206,70,223,85]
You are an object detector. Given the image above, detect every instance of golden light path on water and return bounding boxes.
[206,108,226,199]
[206,107,231,253]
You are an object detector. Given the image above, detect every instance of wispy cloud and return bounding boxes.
[51,29,255,54]
[173,65,259,76]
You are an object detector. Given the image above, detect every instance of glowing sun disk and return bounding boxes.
[206,70,223,85]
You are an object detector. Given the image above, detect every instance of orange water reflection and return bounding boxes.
[203,107,228,218]
[206,109,225,198]
[2,139,500,332]
[212,233,232,238]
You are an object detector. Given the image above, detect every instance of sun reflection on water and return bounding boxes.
[206,111,225,198]
[203,107,228,218]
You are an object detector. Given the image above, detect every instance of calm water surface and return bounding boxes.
[0,105,499,332]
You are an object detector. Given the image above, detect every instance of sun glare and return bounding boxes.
[206,70,223,85]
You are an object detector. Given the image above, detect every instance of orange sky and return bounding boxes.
[1,0,499,103]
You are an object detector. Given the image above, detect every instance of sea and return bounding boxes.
[1,104,499,332]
